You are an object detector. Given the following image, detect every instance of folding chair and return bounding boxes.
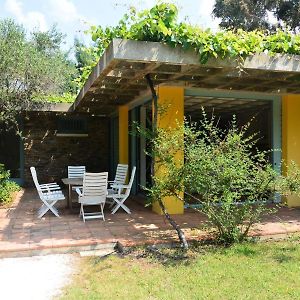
[75,172,108,222]
[106,166,136,214]
[68,166,86,191]
[107,164,128,194]
[30,167,65,218]
[68,166,86,178]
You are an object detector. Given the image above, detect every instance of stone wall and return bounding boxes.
[23,112,110,186]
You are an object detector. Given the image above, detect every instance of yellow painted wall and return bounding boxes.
[118,105,128,165]
[282,95,300,207]
[152,86,185,215]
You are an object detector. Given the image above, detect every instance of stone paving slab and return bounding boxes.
[1,189,300,257]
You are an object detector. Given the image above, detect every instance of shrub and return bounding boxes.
[149,111,300,245]
[0,164,20,205]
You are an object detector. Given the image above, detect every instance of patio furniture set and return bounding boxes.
[30,164,136,222]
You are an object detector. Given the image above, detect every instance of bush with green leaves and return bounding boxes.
[0,164,20,205]
[149,111,300,244]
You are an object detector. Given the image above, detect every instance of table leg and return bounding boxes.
[68,184,72,210]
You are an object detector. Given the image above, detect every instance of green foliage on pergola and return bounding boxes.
[76,2,300,88]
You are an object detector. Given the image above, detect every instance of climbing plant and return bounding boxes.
[76,2,300,88]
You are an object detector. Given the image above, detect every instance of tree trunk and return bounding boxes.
[158,199,189,249]
[145,74,188,250]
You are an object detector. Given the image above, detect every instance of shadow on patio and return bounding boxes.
[0,188,202,257]
[1,189,300,257]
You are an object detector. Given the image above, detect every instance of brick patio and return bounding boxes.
[1,189,300,257]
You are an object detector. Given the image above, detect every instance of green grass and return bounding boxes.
[61,238,300,300]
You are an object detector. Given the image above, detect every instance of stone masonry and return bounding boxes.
[23,111,110,185]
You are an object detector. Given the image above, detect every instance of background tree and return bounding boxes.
[74,38,90,73]
[275,0,300,31]
[0,19,78,130]
[213,0,300,32]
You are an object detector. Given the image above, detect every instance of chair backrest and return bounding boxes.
[30,167,45,199]
[82,172,108,202]
[30,167,40,190]
[68,166,86,178]
[125,166,136,196]
[114,164,128,185]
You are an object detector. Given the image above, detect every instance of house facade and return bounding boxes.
[2,38,300,214]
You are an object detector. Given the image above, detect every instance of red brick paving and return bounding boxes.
[1,188,300,256]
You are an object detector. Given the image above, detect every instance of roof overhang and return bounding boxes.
[72,38,300,115]
[27,102,72,112]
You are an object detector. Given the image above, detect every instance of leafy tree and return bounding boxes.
[148,110,300,244]
[275,0,300,31]
[31,25,65,54]
[213,0,300,32]
[0,19,78,130]
[74,38,95,73]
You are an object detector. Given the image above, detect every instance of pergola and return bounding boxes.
[72,38,300,115]
[71,38,300,213]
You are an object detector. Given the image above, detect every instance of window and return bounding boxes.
[56,116,88,137]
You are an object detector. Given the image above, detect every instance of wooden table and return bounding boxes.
[62,177,83,209]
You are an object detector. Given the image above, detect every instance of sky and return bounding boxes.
[0,0,220,51]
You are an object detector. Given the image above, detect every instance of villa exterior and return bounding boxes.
[2,38,300,214]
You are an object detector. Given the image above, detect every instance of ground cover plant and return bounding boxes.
[0,163,20,206]
[61,237,300,300]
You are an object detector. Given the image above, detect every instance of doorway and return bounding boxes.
[0,125,23,185]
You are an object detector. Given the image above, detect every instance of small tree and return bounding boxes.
[149,110,300,245]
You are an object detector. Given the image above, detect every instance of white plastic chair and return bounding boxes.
[68,166,86,178]
[106,166,136,214]
[68,165,86,191]
[108,164,128,194]
[30,167,65,218]
[75,172,108,222]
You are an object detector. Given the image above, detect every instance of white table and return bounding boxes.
[62,177,83,209]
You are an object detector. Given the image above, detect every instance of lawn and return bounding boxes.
[61,238,300,300]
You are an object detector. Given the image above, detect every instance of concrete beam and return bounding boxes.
[73,38,300,113]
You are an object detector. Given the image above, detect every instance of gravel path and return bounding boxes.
[0,254,77,300]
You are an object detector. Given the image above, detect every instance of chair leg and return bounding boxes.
[38,201,60,218]
[111,197,131,214]
[100,203,105,221]
[80,204,85,222]
[38,204,48,218]
[48,201,60,217]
